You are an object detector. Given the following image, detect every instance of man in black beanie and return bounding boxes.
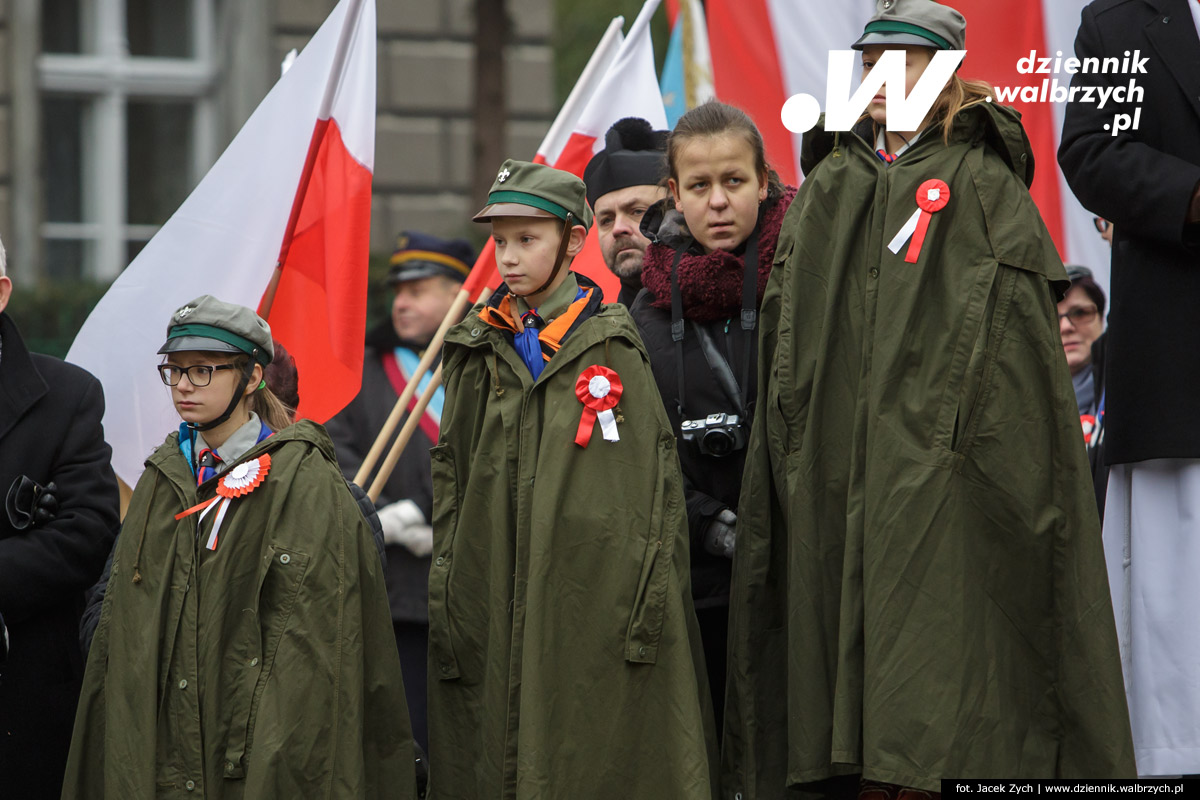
[584,117,668,307]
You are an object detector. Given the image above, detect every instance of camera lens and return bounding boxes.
[702,429,735,457]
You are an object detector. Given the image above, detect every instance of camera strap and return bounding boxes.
[670,244,688,418]
[669,224,760,420]
[693,324,746,417]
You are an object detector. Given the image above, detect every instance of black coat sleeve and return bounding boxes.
[0,372,119,624]
[1057,5,1200,245]
[79,534,117,656]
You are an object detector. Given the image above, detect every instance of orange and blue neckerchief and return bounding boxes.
[478,286,597,379]
[178,421,273,485]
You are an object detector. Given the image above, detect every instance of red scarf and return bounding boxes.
[640,186,797,323]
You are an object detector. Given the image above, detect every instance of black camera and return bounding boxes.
[680,413,748,458]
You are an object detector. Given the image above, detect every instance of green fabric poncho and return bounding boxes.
[62,421,416,799]
[427,294,716,799]
[722,104,1135,796]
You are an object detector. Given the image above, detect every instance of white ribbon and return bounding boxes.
[205,497,232,551]
[887,207,922,255]
[597,409,620,442]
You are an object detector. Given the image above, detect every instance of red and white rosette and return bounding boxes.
[175,454,272,551]
[887,179,951,264]
[574,366,623,448]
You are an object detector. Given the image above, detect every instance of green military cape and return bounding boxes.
[427,297,717,799]
[62,421,415,799]
[723,105,1135,796]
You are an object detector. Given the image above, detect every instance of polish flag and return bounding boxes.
[706,0,1111,294]
[466,0,669,303]
[68,0,375,485]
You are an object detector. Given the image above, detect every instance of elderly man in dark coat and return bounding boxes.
[0,247,120,798]
[1058,0,1200,777]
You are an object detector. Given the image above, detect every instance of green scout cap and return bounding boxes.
[852,0,966,52]
[472,159,594,231]
[158,295,274,366]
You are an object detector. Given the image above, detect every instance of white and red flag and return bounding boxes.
[68,0,375,485]
[705,0,1110,292]
[467,0,669,302]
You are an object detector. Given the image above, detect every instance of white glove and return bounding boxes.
[377,499,434,557]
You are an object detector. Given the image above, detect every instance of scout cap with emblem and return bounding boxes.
[158,295,273,431]
[386,231,475,286]
[473,159,593,297]
[472,159,594,230]
[852,0,966,51]
[158,294,274,365]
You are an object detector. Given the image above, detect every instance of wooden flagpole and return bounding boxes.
[353,286,490,488]
[368,362,444,502]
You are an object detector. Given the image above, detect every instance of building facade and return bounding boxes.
[2,0,553,281]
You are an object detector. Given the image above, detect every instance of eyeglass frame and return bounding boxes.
[157,363,238,387]
[1058,304,1100,327]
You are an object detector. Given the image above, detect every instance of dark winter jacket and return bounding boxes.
[0,312,119,800]
[632,187,796,607]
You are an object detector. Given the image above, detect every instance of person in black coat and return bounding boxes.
[630,102,797,730]
[0,258,120,799]
[324,231,473,755]
[1057,0,1200,777]
[1058,0,1200,465]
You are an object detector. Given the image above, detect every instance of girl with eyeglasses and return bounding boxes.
[63,295,417,799]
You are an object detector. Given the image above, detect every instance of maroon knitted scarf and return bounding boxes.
[641,186,797,323]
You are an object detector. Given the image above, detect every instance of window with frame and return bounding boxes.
[39,0,217,280]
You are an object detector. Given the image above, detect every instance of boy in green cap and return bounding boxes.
[426,160,717,798]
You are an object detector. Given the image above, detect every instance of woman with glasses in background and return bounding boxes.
[1059,265,1107,420]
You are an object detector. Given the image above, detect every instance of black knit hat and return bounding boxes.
[583,118,669,208]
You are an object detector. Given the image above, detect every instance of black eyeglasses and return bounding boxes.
[1093,217,1110,234]
[157,364,237,387]
[1058,305,1099,327]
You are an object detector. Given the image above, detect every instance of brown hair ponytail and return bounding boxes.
[251,387,296,432]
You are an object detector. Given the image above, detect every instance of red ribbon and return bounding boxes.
[574,365,623,448]
[905,179,950,264]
